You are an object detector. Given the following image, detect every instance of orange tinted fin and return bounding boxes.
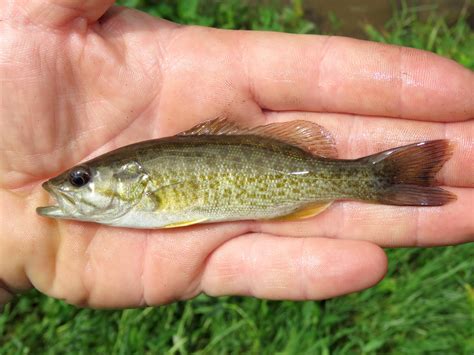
[269,202,332,221]
[163,218,208,228]
[179,118,338,158]
[363,139,457,206]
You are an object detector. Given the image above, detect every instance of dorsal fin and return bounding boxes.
[246,120,337,158]
[178,117,241,136]
[178,118,338,158]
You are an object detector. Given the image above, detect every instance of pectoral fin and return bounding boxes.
[163,218,208,228]
[270,202,332,222]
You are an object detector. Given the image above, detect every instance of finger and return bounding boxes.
[256,187,474,247]
[8,187,251,307]
[264,111,474,187]
[45,224,251,308]
[239,33,473,121]
[201,234,387,300]
[9,0,115,27]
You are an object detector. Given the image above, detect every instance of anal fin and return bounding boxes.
[269,202,332,222]
[164,218,208,228]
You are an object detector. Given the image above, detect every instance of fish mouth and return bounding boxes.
[36,205,67,218]
[36,181,75,218]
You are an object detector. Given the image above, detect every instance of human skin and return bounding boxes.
[0,0,472,308]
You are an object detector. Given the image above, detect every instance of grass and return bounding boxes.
[1,1,473,354]
[2,247,473,353]
[118,0,317,33]
[363,0,474,68]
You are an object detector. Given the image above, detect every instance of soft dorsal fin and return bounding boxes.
[246,120,337,158]
[179,118,338,158]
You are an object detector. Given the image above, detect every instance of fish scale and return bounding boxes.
[37,119,456,229]
[133,136,379,220]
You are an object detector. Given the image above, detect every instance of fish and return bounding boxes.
[37,118,456,229]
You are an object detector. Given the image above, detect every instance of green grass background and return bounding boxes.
[1,1,473,353]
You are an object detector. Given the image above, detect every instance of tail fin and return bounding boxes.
[364,140,456,206]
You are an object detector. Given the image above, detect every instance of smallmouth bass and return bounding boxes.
[37,118,455,228]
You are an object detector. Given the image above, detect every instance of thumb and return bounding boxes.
[8,0,116,27]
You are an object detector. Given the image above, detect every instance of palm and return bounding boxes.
[0,3,472,307]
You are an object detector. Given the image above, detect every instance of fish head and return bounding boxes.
[37,160,148,224]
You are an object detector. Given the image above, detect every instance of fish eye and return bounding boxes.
[69,166,91,187]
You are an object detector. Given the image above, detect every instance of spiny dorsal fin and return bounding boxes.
[178,117,241,136]
[179,118,338,158]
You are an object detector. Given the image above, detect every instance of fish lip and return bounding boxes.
[41,181,52,193]
[36,205,67,218]
[37,181,74,218]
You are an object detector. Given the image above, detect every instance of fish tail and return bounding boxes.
[364,140,456,206]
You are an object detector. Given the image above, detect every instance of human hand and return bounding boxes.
[1,0,472,307]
